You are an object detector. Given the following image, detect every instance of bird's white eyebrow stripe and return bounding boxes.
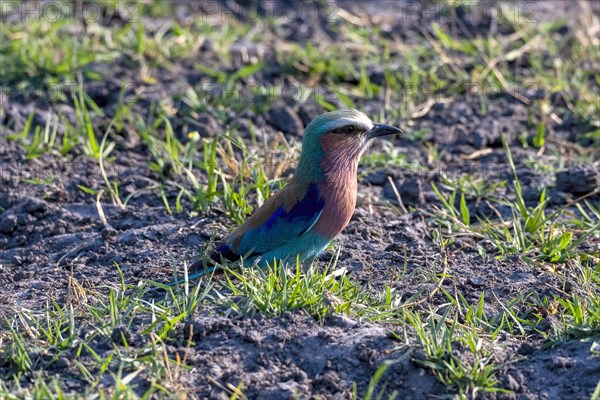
[332,116,373,130]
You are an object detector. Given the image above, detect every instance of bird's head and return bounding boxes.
[296,108,403,181]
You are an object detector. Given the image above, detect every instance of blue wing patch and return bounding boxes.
[219,183,325,261]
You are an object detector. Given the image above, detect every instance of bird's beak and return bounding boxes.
[367,123,404,139]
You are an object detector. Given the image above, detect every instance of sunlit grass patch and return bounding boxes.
[0,19,117,93]
[0,267,204,398]
[406,308,506,398]
[208,257,405,321]
[0,260,404,398]
[5,85,118,160]
[426,133,599,265]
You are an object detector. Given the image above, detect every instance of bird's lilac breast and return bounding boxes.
[311,132,361,240]
[312,173,358,239]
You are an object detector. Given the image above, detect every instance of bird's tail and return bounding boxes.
[166,258,222,287]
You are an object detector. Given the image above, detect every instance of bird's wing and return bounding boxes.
[216,181,325,260]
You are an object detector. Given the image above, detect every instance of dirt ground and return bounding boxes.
[1,1,599,399]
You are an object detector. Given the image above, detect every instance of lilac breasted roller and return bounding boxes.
[186,108,403,279]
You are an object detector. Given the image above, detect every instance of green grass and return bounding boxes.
[1,253,598,398]
[2,0,600,398]
[0,259,406,399]
[426,133,599,265]
[407,308,505,398]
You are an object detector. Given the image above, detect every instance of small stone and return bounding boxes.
[267,105,304,136]
[297,103,322,127]
[243,329,262,344]
[101,224,117,241]
[367,64,385,85]
[471,129,489,149]
[469,276,484,287]
[23,197,48,214]
[200,38,215,52]
[313,370,341,390]
[365,171,387,186]
[555,165,599,195]
[518,343,535,355]
[53,356,70,369]
[400,180,426,205]
[411,348,427,361]
[185,316,231,340]
[0,214,17,234]
[326,314,359,328]
[30,280,48,290]
[317,330,330,339]
[384,243,404,252]
[384,179,425,205]
[85,79,112,107]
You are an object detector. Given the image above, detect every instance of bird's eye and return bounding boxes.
[345,126,355,134]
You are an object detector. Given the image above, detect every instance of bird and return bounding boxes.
[183,108,403,281]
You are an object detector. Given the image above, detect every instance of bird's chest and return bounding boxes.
[313,177,358,238]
